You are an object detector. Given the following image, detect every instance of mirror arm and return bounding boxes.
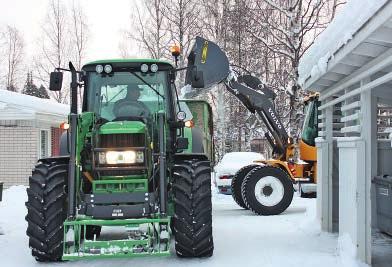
[173,66,189,72]
[55,67,84,75]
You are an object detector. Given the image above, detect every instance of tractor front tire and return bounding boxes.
[25,160,68,262]
[173,159,214,257]
[242,166,293,215]
[231,164,259,209]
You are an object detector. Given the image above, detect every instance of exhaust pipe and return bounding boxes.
[158,113,167,215]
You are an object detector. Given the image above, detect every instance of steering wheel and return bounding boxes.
[113,100,149,119]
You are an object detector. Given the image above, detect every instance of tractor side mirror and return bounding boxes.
[49,72,63,91]
[176,137,189,150]
[185,51,205,88]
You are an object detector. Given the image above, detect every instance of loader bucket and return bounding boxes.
[186,36,230,88]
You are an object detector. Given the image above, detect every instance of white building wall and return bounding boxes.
[337,138,367,262]
[0,125,39,187]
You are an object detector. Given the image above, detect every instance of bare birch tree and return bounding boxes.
[34,0,70,103]
[121,0,169,59]
[162,0,203,86]
[70,0,89,104]
[2,25,24,91]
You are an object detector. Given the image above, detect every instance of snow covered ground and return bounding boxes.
[0,186,366,267]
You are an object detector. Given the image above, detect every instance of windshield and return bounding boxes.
[87,71,168,121]
[301,100,319,146]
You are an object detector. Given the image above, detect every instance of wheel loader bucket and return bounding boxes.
[185,36,230,88]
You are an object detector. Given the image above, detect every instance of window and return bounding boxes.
[87,71,168,121]
[301,101,319,146]
[40,130,49,159]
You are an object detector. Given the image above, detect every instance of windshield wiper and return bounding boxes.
[130,72,165,99]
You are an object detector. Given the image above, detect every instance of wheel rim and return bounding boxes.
[254,176,284,207]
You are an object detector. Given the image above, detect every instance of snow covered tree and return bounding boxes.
[22,72,49,99]
[1,25,24,92]
[245,0,340,136]
[117,0,346,158]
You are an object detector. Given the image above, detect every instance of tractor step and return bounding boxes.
[63,218,170,260]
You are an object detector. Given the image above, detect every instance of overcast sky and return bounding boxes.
[0,0,143,63]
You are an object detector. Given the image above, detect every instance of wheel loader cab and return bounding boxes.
[299,96,319,162]
[301,97,319,147]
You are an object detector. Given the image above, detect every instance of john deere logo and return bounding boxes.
[112,208,124,217]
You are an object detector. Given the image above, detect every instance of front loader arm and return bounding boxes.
[186,36,290,158]
[224,76,289,157]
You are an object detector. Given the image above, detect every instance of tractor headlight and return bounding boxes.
[104,64,112,73]
[98,151,144,164]
[140,64,149,73]
[106,151,136,164]
[150,63,158,72]
[136,151,144,163]
[96,65,104,73]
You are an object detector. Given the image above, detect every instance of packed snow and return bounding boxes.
[298,0,388,86]
[0,185,367,267]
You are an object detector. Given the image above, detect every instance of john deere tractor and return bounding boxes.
[25,43,224,261]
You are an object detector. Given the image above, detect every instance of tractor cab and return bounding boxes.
[82,60,174,124]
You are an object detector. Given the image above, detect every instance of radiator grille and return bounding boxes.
[99,133,145,148]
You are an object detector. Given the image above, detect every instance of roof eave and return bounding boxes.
[302,1,392,92]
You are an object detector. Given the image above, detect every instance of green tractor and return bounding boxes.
[24,38,228,261]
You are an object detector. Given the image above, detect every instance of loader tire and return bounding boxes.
[25,159,68,262]
[173,159,214,258]
[242,166,293,215]
[231,165,259,209]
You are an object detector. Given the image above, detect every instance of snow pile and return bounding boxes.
[0,89,69,116]
[338,233,369,267]
[298,195,320,235]
[298,0,388,87]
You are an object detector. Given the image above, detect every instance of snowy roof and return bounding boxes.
[299,0,392,91]
[0,89,69,123]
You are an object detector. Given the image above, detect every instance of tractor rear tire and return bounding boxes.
[242,166,293,215]
[25,160,68,262]
[173,159,214,257]
[231,165,259,209]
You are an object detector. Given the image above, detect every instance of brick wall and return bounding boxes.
[0,126,38,188]
[51,127,65,156]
